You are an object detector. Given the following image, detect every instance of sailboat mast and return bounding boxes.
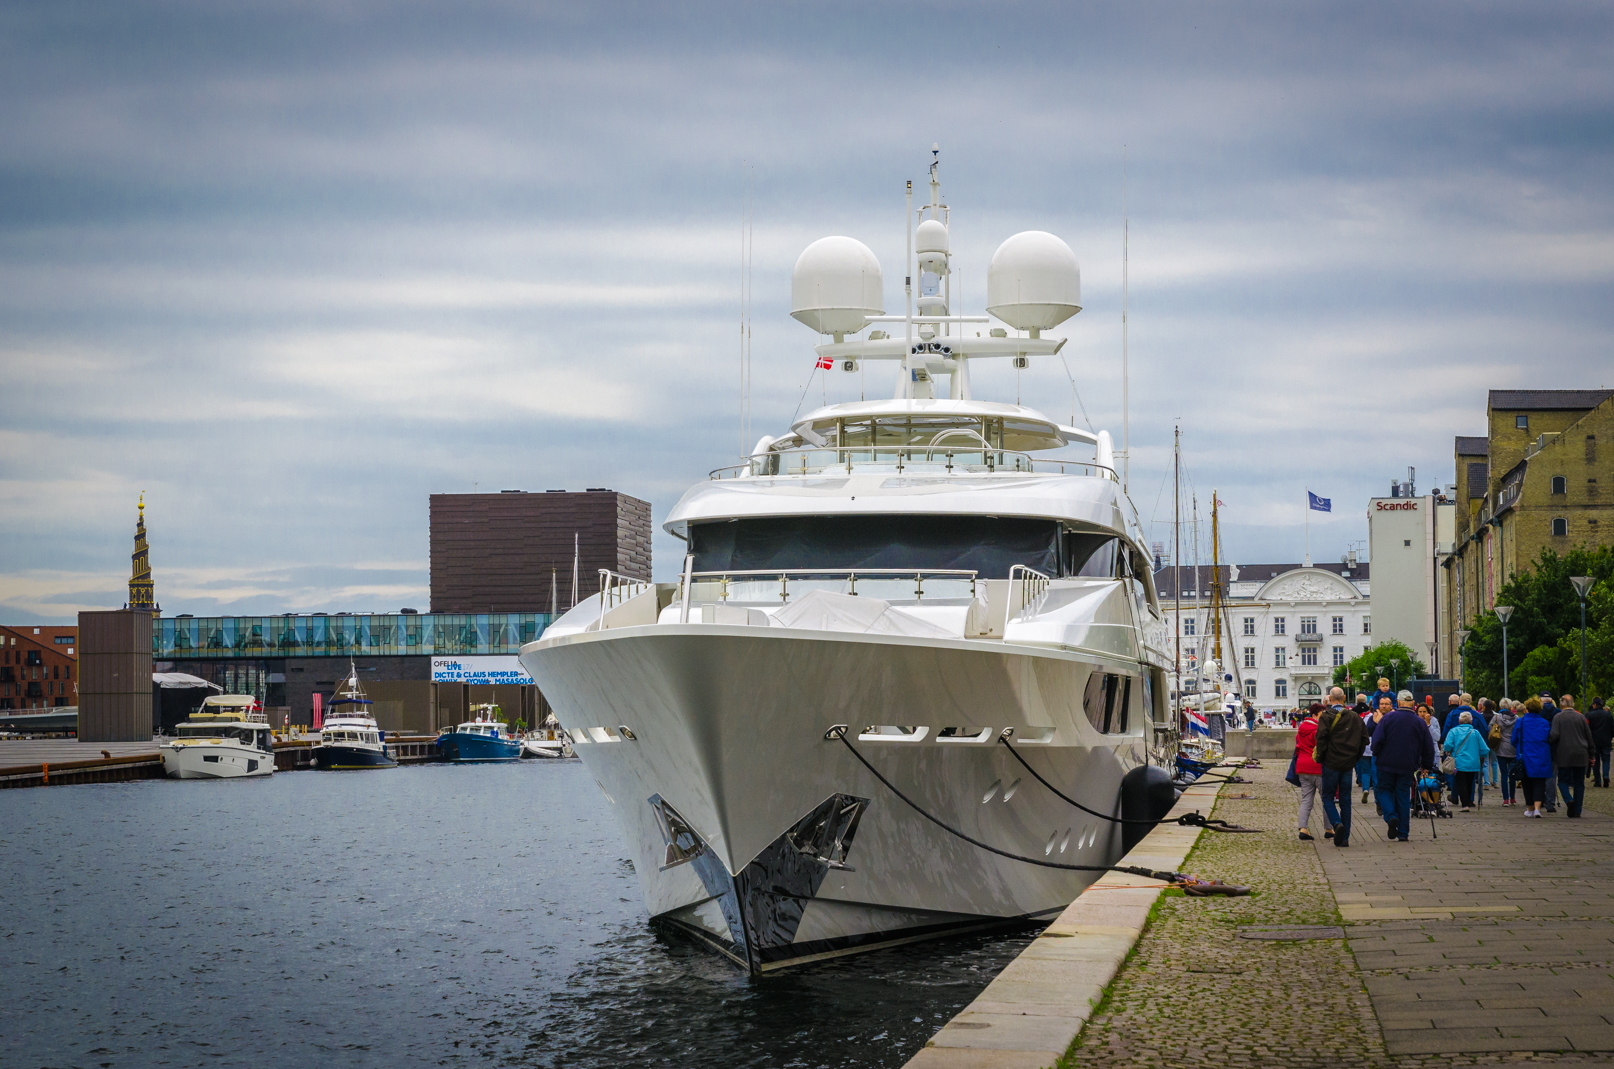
[1173,425,1181,696]
[1210,492,1224,666]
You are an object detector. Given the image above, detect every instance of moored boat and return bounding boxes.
[520,152,1174,973]
[161,694,275,780]
[309,664,397,770]
[436,704,523,763]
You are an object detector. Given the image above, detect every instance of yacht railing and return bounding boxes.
[709,448,1118,482]
[684,568,979,604]
[1005,565,1051,629]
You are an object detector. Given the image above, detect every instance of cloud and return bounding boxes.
[2,1,1613,621]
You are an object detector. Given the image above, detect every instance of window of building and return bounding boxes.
[1516,414,1528,429]
[1300,616,1318,634]
[1243,647,1256,669]
[1242,617,1255,636]
[1183,618,1196,636]
[1363,616,1371,635]
[1273,617,1287,636]
[1333,646,1345,667]
[1187,652,1198,670]
[1299,681,1323,699]
[1244,679,1257,699]
[53,635,73,645]
[1590,435,1598,463]
[1331,615,1344,635]
[1552,475,1567,494]
[1274,647,1287,668]
[1301,648,1318,667]
[1553,517,1568,537]
[1274,679,1288,699]
[1404,539,1412,547]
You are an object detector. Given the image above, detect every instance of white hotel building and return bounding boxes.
[1152,561,1373,710]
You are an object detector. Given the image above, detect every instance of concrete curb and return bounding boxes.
[902,765,1240,1069]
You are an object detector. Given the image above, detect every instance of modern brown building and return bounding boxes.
[429,489,652,613]
[77,609,153,742]
[0,625,79,710]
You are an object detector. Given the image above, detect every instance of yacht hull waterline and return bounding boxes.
[520,625,1146,972]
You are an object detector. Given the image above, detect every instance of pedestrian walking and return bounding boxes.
[1540,694,1561,812]
[1315,687,1367,847]
[1550,695,1593,818]
[1587,697,1613,788]
[1370,690,1435,842]
[1294,703,1324,840]
[1512,697,1554,817]
[1492,700,1520,806]
[1479,698,1500,788]
[1441,711,1488,811]
[1441,693,1477,744]
[1354,698,1376,803]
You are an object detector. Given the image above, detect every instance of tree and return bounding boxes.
[1334,640,1427,694]
[1460,546,1614,701]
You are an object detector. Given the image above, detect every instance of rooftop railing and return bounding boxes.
[709,447,1119,482]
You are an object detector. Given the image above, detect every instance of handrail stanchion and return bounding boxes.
[679,554,694,624]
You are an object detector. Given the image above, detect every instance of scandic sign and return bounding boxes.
[1375,500,1419,511]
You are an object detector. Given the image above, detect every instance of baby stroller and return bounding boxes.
[1413,771,1453,819]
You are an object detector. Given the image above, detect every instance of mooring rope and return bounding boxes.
[995,736,1260,833]
[826,725,1187,881]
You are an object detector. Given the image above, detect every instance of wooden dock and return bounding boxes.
[0,734,445,786]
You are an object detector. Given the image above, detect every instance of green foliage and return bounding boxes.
[1460,546,1614,702]
[1333,639,1426,693]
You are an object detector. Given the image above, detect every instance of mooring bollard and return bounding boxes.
[41,762,48,785]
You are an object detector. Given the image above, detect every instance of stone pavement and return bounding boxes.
[1333,772,1614,1058]
[1058,763,1614,1068]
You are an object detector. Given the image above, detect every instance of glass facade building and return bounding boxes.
[153,613,556,660]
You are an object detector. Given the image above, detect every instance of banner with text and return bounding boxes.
[430,656,535,686]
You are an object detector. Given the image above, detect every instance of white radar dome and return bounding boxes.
[790,236,884,335]
[986,230,1082,331]
[915,219,949,273]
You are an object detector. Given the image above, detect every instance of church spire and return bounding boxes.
[129,493,157,616]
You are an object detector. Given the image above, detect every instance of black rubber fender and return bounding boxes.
[1120,765,1179,853]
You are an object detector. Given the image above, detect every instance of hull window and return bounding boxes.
[1083,672,1133,734]
[690,516,1059,579]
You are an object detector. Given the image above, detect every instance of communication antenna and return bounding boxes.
[1121,145,1129,492]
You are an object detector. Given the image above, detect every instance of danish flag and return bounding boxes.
[816,356,835,370]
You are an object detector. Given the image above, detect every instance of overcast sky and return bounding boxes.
[2,1,1611,623]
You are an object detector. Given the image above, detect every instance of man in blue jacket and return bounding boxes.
[1370,690,1436,842]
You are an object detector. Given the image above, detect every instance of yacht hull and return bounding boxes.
[521,624,1148,972]
[436,731,522,763]
[161,742,273,780]
[310,743,397,770]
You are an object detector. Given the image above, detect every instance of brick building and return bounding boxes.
[0,624,80,710]
[1442,389,1614,668]
[429,489,652,613]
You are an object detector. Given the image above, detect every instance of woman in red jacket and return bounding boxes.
[1295,703,1324,840]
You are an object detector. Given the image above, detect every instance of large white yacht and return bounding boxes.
[521,154,1174,972]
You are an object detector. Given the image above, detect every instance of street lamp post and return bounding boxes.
[1391,659,1402,693]
[1454,629,1472,692]
[1495,605,1515,701]
[1571,577,1593,708]
[1425,641,1438,682]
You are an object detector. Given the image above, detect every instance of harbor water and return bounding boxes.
[0,761,1037,1068]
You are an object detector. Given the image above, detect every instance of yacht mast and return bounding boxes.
[1173,425,1181,697]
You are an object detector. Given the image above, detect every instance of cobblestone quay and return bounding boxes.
[1059,763,1614,1068]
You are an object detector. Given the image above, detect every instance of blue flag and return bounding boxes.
[1308,491,1331,513]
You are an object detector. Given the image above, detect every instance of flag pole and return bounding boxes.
[1304,489,1311,568]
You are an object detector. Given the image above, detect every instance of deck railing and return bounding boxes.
[682,567,979,605]
[709,447,1118,482]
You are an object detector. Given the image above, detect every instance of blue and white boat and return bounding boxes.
[436,705,522,763]
[310,664,398,770]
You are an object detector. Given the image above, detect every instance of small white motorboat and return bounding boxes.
[161,694,275,780]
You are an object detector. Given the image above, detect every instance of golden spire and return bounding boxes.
[129,493,156,615]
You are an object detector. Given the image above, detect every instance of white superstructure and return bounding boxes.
[521,153,1173,972]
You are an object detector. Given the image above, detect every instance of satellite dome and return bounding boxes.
[791,236,884,335]
[915,219,949,273]
[986,230,1081,331]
